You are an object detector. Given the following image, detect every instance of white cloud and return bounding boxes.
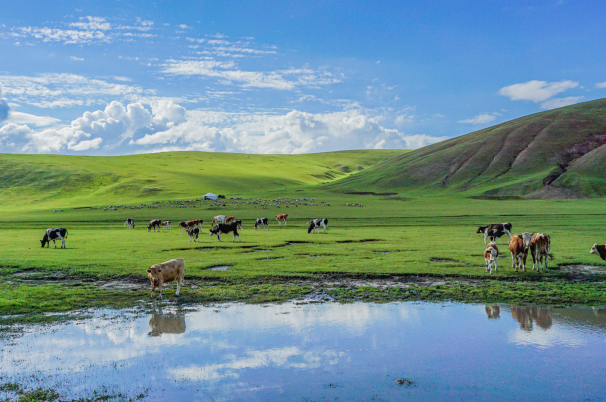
[6,111,61,126]
[540,96,584,110]
[596,82,606,89]
[498,80,579,102]
[458,113,497,124]
[68,16,111,31]
[70,56,84,61]
[0,86,9,122]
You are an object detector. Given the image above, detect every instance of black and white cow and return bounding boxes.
[234,220,243,230]
[124,218,135,229]
[187,227,200,242]
[476,223,512,245]
[308,218,328,234]
[40,228,68,248]
[148,219,162,232]
[254,217,269,230]
[209,222,241,242]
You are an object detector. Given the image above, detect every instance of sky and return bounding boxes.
[1,0,605,155]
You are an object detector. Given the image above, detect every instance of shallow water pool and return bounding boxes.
[2,302,606,401]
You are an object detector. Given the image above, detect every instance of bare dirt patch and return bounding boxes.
[558,264,606,275]
[430,258,459,263]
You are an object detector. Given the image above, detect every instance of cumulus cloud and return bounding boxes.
[540,96,584,110]
[0,86,9,122]
[498,80,579,102]
[458,113,497,124]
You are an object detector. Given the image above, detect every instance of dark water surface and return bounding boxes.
[2,302,606,401]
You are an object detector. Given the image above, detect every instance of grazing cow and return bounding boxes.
[209,222,241,242]
[476,223,513,245]
[211,215,227,226]
[40,228,68,248]
[276,214,288,226]
[178,220,202,233]
[484,242,499,274]
[124,218,135,229]
[590,244,606,260]
[160,220,172,230]
[148,219,162,232]
[308,218,328,234]
[147,258,185,297]
[530,233,551,272]
[225,216,236,224]
[509,234,528,272]
[187,227,200,242]
[254,217,269,230]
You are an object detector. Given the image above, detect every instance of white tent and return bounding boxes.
[203,193,218,200]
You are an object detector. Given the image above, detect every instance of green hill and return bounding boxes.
[328,98,606,199]
[0,150,406,210]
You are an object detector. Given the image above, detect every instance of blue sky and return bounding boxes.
[1,0,605,155]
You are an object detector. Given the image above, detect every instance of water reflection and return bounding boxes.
[485,305,500,319]
[148,306,186,337]
[510,307,552,331]
[2,302,606,402]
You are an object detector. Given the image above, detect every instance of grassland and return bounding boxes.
[2,150,606,327]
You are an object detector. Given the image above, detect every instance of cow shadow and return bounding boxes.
[148,305,186,337]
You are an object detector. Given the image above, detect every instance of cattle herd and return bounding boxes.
[37,216,606,297]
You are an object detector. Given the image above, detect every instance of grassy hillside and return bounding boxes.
[328,98,606,199]
[0,150,405,210]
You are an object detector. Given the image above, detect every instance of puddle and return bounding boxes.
[257,257,284,261]
[2,302,606,401]
[430,258,459,263]
[336,239,379,244]
[245,249,271,253]
[374,251,390,254]
[559,264,606,275]
[205,265,232,271]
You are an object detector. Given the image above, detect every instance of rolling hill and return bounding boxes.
[328,98,606,199]
[0,150,406,209]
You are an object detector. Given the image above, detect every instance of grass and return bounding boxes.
[2,150,606,325]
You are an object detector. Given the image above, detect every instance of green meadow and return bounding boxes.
[2,150,606,325]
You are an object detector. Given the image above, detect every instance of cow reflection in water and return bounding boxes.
[510,306,552,331]
[485,306,500,319]
[148,307,186,337]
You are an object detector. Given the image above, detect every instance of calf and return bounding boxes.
[187,227,200,242]
[530,233,551,272]
[40,228,68,248]
[160,220,172,230]
[225,216,236,224]
[254,217,269,230]
[276,214,288,226]
[147,258,185,297]
[148,219,162,232]
[124,218,135,229]
[509,234,528,272]
[476,223,513,245]
[308,218,328,234]
[484,242,499,274]
[209,222,241,242]
[590,244,606,260]
[178,220,202,234]
[211,215,227,226]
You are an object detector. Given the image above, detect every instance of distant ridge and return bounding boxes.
[329,98,606,199]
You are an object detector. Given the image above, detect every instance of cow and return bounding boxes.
[476,223,513,245]
[209,222,241,242]
[147,258,185,297]
[530,233,550,272]
[187,227,200,242]
[254,217,269,230]
[225,216,236,224]
[308,218,328,234]
[124,218,135,229]
[160,220,172,230]
[148,219,162,232]
[40,228,68,248]
[509,234,528,272]
[276,214,288,226]
[484,242,499,274]
[211,215,227,226]
[590,244,606,260]
[178,220,202,233]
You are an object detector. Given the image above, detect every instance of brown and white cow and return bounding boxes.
[225,216,236,224]
[484,242,499,274]
[590,244,606,260]
[178,220,202,234]
[211,215,227,226]
[509,234,528,272]
[147,258,185,297]
[477,223,513,245]
[148,219,162,232]
[530,233,551,272]
[160,220,172,230]
[276,214,288,226]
